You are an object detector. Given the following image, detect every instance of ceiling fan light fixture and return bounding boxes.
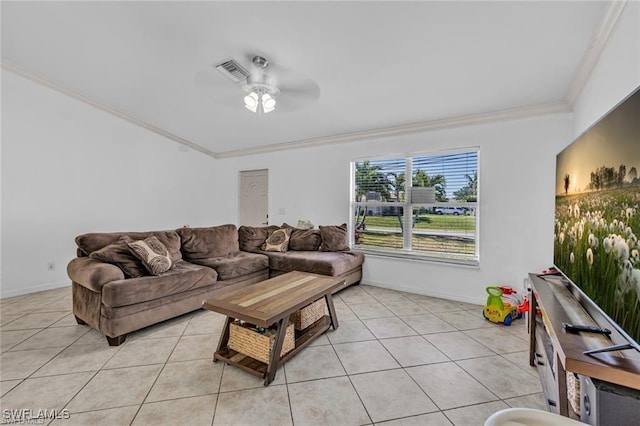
[262,93,276,112]
[244,92,259,112]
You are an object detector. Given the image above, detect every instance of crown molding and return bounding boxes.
[1,60,217,158]
[214,102,571,159]
[565,0,629,107]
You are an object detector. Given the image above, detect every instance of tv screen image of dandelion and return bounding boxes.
[554,87,640,344]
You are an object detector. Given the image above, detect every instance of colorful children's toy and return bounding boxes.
[483,286,521,326]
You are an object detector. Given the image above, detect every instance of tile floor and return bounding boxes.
[0,284,545,425]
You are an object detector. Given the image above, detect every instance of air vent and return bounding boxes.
[215,59,250,83]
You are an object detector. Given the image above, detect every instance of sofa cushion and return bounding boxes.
[320,224,350,251]
[88,237,148,278]
[125,236,173,275]
[262,228,292,252]
[101,260,218,308]
[189,252,269,281]
[238,225,280,252]
[76,231,182,262]
[177,224,239,259]
[263,250,364,277]
[282,224,321,251]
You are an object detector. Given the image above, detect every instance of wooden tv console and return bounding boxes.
[528,273,640,417]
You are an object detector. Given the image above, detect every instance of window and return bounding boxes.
[351,149,479,264]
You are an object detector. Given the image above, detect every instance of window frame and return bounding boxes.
[349,147,480,266]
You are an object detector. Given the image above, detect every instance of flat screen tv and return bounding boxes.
[554,86,640,355]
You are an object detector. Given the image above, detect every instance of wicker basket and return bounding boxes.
[228,321,295,364]
[567,372,580,415]
[291,298,328,330]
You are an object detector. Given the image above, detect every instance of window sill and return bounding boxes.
[358,248,480,268]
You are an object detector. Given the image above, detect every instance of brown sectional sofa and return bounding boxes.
[67,224,363,345]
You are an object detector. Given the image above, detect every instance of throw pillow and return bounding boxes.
[89,236,148,278]
[319,224,350,252]
[126,236,173,275]
[282,223,321,251]
[238,225,280,252]
[261,228,292,252]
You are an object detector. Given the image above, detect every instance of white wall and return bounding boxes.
[214,113,572,304]
[1,71,218,297]
[572,1,640,136]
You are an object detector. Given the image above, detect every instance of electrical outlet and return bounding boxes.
[278,208,286,214]
[47,262,55,271]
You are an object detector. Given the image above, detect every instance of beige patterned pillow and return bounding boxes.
[261,228,292,252]
[126,236,173,275]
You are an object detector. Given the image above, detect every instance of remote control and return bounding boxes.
[562,323,611,335]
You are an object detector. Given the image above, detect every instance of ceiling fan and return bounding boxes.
[195,54,320,114]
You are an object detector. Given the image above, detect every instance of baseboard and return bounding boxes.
[361,279,485,306]
[0,280,70,299]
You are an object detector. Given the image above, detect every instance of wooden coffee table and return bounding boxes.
[202,271,343,385]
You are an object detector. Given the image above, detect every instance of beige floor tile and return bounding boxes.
[375,412,453,425]
[71,328,109,346]
[218,363,284,392]
[288,376,370,426]
[339,289,377,305]
[382,300,428,316]
[435,310,493,331]
[0,314,24,327]
[1,312,68,330]
[424,332,495,360]
[414,297,460,313]
[407,362,497,410]
[213,385,292,425]
[0,372,94,412]
[184,311,227,335]
[349,302,395,320]
[284,345,346,383]
[0,380,22,397]
[168,333,219,362]
[40,297,72,312]
[0,347,63,380]
[66,364,163,412]
[400,313,456,335]
[500,351,538,377]
[443,400,509,426]
[333,340,400,374]
[0,329,40,352]
[0,301,45,317]
[326,320,375,344]
[334,303,359,321]
[502,319,529,339]
[463,327,528,354]
[33,343,119,377]
[146,359,223,402]
[363,286,409,302]
[134,395,217,426]
[51,406,139,426]
[363,317,417,339]
[451,300,484,311]
[307,333,330,346]
[103,336,178,369]
[351,369,437,422]
[129,314,191,340]
[456,356,542,399]
[504,392,547,410]
[380,336,449,367]
[50,313,82,327]
[10,326,88,351]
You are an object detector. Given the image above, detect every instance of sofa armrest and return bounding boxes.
[67,257,125,293]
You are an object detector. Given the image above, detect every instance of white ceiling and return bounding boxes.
[1,1,608,156]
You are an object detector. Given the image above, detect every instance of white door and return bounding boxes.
[239,169,269,226]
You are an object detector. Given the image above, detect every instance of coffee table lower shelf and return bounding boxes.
[213,316,332,381]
